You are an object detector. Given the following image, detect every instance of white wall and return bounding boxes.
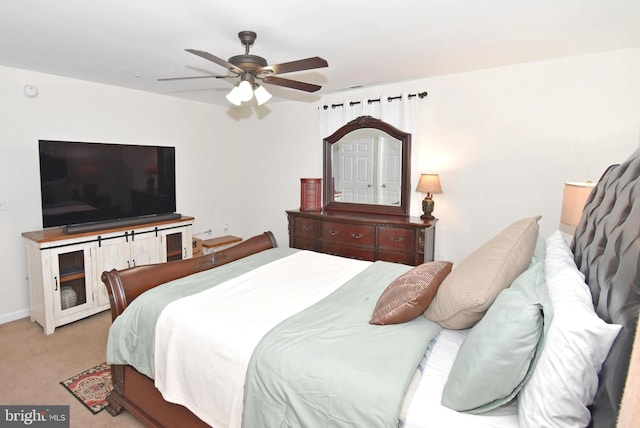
[238,47,640,264]
[2,46,640,324]
[0,66,241,323]
[231,103,322,245]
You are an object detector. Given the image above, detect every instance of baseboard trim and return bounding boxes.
[0,308,30,325]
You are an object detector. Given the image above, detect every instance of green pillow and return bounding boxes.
[531,233,546,266]
[441,261,546,413]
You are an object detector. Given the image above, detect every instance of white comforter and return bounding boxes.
[153,251,371,428]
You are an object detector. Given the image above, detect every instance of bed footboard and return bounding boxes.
[100,231,278,425]
[105,365,209,427]
[101,231,278,320]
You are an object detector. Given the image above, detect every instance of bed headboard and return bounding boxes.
[571,146,640,427]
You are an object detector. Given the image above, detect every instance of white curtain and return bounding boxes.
[318,91,422,140]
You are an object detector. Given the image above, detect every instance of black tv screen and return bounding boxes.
[38,140,176,229]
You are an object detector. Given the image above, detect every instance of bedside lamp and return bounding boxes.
[416,174,443,220]
[560,181,595,233]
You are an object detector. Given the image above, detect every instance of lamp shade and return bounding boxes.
[237,80,254,102]
[225,85,243,106]
[560,181,595,227]
[416,174,443,194]
[254,85,272,106]
[144,164,157,175]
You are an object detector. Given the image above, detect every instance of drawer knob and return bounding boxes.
[303,225,311,231]
[330,230,338,236]
[391,237,404,243]
[351,233,363,239]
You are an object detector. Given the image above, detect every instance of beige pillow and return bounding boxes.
[370,261,453,325]
[424,216,540,329]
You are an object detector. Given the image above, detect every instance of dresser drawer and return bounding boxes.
[320,242,375,261]
[293,217,319,239]
[292,236,318,251]
[321,222,375,246]
[286,210,436,267]
[377,250,418,265]
[377,227,416,252]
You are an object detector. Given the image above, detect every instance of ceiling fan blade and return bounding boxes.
[157,75,229,81]
[262,76,322,93]
[262,56,328,75]
[185,49,244,74]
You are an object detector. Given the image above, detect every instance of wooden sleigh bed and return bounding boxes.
[102,232,279,427]
[101,147,640,428]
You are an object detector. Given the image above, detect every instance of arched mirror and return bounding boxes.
[323,116,411,216]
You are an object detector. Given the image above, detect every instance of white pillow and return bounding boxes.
[518,231,621,428]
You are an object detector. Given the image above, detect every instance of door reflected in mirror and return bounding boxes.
[331,128,402,206]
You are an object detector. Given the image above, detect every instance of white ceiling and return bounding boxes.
[2,0,640,107]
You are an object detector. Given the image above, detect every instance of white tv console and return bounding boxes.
[22,215,194,334]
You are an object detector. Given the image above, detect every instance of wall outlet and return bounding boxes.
[223,222,229,233]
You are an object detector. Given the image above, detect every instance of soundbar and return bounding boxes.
[61,213,183,235]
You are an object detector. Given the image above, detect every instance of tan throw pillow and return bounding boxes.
[424,216,541,329]
[370,261,453,325]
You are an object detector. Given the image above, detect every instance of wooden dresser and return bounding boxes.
[286,210,436,266]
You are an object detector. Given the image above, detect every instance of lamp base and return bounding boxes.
[421,197,435,221]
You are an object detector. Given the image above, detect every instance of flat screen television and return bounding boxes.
[38,140,177,232]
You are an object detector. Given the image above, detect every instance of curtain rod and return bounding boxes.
[321,91,427,110]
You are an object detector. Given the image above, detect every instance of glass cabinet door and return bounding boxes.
[50,244,95,317]
[162,230,190,261]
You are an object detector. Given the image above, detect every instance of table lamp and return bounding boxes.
[560,181,595,232]
[416,174,443,220]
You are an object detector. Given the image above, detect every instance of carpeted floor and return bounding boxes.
[0,311,143,427]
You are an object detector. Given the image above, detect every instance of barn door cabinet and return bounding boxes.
[22,216,194,334]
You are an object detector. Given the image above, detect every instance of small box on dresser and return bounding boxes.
[300,178,322,211]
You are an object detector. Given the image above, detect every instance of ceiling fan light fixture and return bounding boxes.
[237,79,254,102]
[178,31,328,105]
[225,85,243,106]
[254,85,272,106]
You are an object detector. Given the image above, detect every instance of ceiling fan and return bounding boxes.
[159,30,329,105]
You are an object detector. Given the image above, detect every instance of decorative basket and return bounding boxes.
[60,286,78,310]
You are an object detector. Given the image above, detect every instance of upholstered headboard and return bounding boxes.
[572,146,640,427]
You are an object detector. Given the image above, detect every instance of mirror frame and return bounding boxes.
[323,115,411,216]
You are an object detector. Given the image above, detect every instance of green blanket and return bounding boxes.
[242,260,442,428]
[106,247,298,378]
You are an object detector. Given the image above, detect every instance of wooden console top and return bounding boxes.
[22,215,194,244]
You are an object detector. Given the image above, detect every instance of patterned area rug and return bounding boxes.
[60,363,112,414]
